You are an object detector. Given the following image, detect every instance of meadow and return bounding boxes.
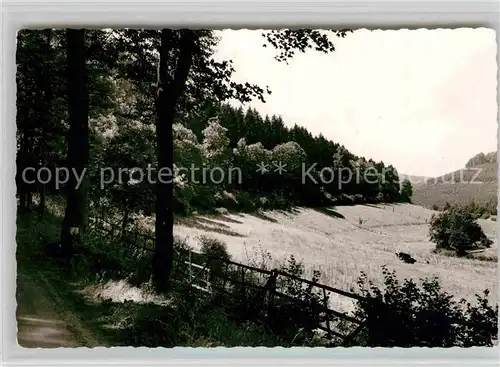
[173,203,498,313]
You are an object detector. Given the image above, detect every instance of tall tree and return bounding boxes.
[60,29,89,257]
[37,29,53,219]
[149,28,351,289]
[152,29,197,291]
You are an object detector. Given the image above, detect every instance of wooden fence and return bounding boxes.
[87,216,155,254]
[180,251,368,345]
[87,215,368,345]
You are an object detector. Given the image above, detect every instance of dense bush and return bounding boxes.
[71,229,151,283]
[429,205,492,256]
[350,266,498,347]
[400,179,413,203]
[464,200,497,218]
[199,235,231,263]
[198,235,232,287]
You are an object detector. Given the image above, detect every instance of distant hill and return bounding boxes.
[408,160,497,210]
[398,174,430,185]
[465,151,496,168]
[432,161,497,184]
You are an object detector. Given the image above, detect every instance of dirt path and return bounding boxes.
[16,268,99,348]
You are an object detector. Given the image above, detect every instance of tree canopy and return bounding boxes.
[16,28,405,289]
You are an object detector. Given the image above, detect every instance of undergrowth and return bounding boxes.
[16,205,499,348]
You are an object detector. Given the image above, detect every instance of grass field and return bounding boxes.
[174,203,498,313]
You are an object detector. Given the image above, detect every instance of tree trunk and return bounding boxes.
[22,132,34,212]
[38,29,53,220]
[17,132,28,213]
[152,29,197,292]
[60,29,89,257]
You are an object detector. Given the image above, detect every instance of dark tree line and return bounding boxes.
[180,102,405,208]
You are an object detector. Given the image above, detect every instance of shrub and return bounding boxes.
[429,205,492,256]
[352,194,365,204]
[269,193,292,210]
[431,204,439,211]
[73,230,141,282]
[350,266,498,347]
[213,190,239,211]
[243,242,273,271]
[199,236,231,263]
[336,194,355,205]
[16,212,62,262]
[190,186,218,212]
[199,236,231,286]
[235,191,255,212]
[400,179,413,203]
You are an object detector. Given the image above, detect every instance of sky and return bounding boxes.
[214,28,497,178]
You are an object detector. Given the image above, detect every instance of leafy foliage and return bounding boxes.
[19,28,470,348]
[17,28,406,230]
[351,266,498,347]
[263,29,352,63]
[199,235,232,263]
[400,179,413,203]
[429,205,493,255]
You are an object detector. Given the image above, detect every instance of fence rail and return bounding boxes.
[87,215,368,345]
[179,250,368,345]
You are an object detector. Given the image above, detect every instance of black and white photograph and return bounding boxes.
[15,27,498,348]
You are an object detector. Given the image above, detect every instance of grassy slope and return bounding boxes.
[409,162,497,209]
[174,203,497,313]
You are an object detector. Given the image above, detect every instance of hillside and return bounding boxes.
[409,162,497,210]
[433,162,497,183]
[399,174,430,185]
[173,203,497,313]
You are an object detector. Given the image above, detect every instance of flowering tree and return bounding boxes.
[173,122,202,167]
[232,139,271,192]
[201,117,230,161]
[272,141,307,173]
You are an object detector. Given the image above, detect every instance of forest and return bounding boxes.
[16,29,496,348]
[16,29,407,290]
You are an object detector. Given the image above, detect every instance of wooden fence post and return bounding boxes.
[188,248,192,284]
[222,262,229,290]
[323,287,332,338]
[342,321,366,347]
[266,270,278,321]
